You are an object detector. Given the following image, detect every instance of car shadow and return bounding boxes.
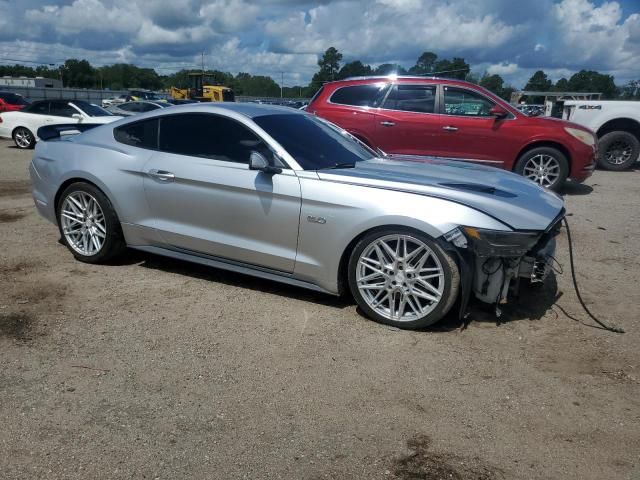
[107,249,561,332]
[119,249,351,309]
[559,182,593,196]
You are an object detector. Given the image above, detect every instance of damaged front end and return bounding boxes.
[443,211,564,317]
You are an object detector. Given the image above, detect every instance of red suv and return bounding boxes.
[307,76,596,190]
[0,91,30,113]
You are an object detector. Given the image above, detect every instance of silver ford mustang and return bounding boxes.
[30,103,564,329]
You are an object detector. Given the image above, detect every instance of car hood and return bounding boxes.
[316,157,564,231]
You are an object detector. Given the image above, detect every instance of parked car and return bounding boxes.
[30,103,563,329]
[0,99,120,149]
[0,91,30,112]
[308,76,596,190]
[562,100,640,171]
[107,101,169,116]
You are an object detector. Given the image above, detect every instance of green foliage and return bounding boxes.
[566,70,617,98]
[524,70,552,92]
[373,63,407,75]
[337,61,373,79]
[408,51,437,75]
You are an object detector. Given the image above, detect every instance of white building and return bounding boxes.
[0,76,63,88]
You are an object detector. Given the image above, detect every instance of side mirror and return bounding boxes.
[72,113,82,120]
[489,105,509,118]
[249,151,282,174]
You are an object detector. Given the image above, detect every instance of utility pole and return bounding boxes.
[201,52,205,75]
[281,71,284,98]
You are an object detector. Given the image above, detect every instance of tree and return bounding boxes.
[566,70,617,98]
[408,51,437,75]
[317,47,342,80]
[306,47,344,96]
[373,63,407,75]
[337,60,372,80]
[554,77,569,91]
[619,80,640,99]
[433,57,469,79]
[60,59,95,88]
[479,73,505,96]
[524,70,552,92]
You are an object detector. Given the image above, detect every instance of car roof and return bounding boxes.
[322,75,478,88]
[162,102,305,119]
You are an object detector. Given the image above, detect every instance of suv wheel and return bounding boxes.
[597,131,639,171]
[515,147,568,191]
[348,229,459,329]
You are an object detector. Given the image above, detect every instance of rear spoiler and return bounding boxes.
[37,123,103,141]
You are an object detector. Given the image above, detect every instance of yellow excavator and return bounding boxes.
[170,73,235,102]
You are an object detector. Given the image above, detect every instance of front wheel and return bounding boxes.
[348,229,459,329]
[56,182,126,263]
[13,127,35,149]
[514,147,569,191]
[597,131,639,171]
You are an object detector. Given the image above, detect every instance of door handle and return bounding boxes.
[442,126,458,132]
[148,169,175,182]
[380,121,395,127]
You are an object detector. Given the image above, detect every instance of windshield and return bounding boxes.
[252,113,375,169]
[72,100,112,117]
[0,93,30,105]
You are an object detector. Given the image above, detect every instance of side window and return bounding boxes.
[138,103,157,112]
[49,101,78,117]
[443,87,494,117]
[383,84,436,113]
[330,84,388,107]
[158,113,270,164]
[119,103,137,112]
[26,102,49,114]
[114,118,159,149]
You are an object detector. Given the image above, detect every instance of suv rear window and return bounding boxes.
[383,84,436,113]
[330,84,388,107]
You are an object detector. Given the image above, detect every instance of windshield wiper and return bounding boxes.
[322,162,356,170]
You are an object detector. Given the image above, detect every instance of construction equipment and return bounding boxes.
[170,73,235,102]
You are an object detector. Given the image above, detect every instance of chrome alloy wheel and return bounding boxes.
[60,192,106,256]
[604,140,633,165]
[523,154,560,187]
[356,234,445,322]
[14,128,32,148]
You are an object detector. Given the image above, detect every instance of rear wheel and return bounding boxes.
[597,131,639,171]
[13,127,35,149]
[514,147,569,191]
[348,229,459,329]
[56,182,126,263]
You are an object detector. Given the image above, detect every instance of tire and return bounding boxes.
[56,182,126,263]
[597,131,640,171]
[13,127,35,149]
[347,228,459,329]
[514,147,569,192]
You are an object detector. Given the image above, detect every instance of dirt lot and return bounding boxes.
[0,138,638,479]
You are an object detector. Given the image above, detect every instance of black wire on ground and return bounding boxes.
[562,216,625,334]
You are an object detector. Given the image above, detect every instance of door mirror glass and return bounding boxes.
[249,151,281,174]
[489,105,509,118]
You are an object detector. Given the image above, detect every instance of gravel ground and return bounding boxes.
[0,138,638,480]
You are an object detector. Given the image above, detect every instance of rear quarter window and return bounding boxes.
[114,118,159,149]
[329,84,388,107]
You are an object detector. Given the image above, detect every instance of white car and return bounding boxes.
[0,99,121,149]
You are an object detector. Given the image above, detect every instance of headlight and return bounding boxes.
[445,227,542,256]
[565,127,596,147]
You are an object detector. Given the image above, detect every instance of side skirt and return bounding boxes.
[130,245,337,296]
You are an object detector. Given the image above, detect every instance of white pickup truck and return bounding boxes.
[563,100,640,170]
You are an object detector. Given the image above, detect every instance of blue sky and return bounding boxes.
[0,0,639,88]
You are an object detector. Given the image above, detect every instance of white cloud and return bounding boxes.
[487,62,519,75]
